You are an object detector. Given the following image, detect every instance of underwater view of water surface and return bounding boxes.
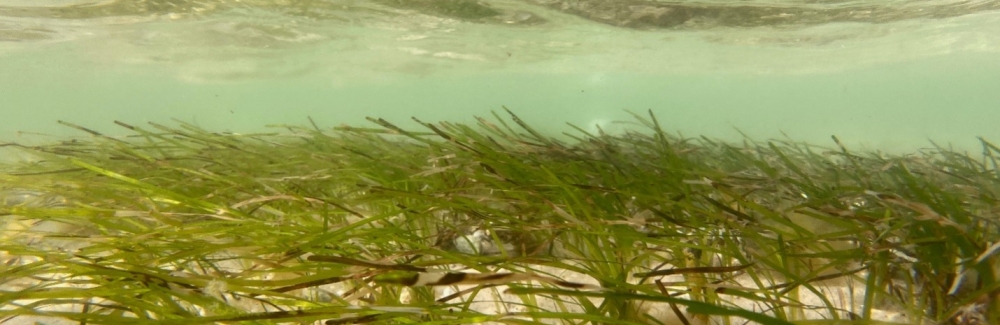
[0,0,998,152]
[3,1,1000,325]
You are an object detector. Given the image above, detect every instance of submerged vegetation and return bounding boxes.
[1,109,998,324]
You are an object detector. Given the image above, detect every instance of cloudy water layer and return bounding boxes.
[1,0,999,155]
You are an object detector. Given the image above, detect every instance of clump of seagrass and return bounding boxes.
[1,109,998,325]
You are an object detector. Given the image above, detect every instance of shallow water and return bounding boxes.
[1,0,999,154]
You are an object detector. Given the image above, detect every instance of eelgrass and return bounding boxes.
[1,109,997,324]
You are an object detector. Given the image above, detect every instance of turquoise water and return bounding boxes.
[2,0,999,154]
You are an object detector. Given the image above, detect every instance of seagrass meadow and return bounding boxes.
[1,109,998,325]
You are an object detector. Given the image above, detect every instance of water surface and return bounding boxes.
[2,0,999,154]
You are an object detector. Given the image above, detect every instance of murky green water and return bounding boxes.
[2,0,999,155]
